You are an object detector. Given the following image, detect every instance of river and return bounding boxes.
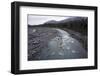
[38,28,87,60]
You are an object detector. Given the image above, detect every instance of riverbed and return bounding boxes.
[28,27,87,61]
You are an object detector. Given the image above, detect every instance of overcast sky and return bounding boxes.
[28,15,71,25]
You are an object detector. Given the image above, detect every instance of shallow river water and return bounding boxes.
[39,28,87,60]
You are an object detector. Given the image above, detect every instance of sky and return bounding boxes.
[28,15,71,25]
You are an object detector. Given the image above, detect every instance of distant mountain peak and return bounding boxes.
[44,20,58,24]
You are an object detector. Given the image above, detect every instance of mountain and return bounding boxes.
[44,20,58,24]
[39,17,87,26]
[28,17,88,35]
